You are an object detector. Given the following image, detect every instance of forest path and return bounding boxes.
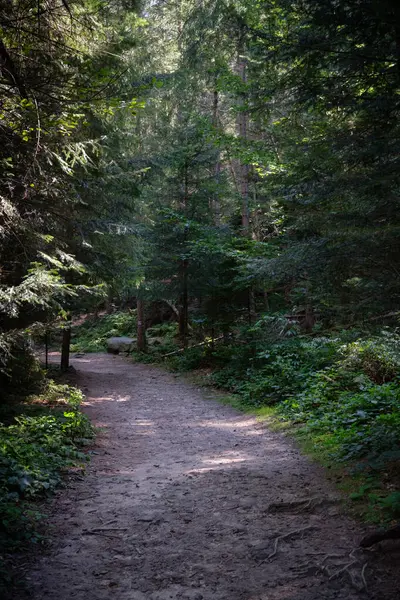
[28,353,395,600]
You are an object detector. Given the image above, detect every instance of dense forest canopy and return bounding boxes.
[1,0,400,542]
[2,0,400,353]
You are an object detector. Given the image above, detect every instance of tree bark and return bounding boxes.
[106,288,113,314]
[236,35,250,234]
[45,329,49,370]
[178,257,189,348]
[178,165,189,349]
[212,87,221,225]
[236,37,255,320]
[0,39,28,98]
[136,298,146,352]
[60,325,71,372]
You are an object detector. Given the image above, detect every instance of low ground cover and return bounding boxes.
[72,312,400,524]
[220,336,400,523]
[0,379,94,591]
[71,311,138,353]
[165,327,400,524]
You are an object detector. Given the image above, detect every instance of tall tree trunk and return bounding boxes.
[60,324,71,372]
[136,298,146,352]
[236,35,250,234]
[178,164,189,348]
[45,329,49,370]
[178,257,189,348]
[236,34,255,319]
[300,304,315,333]
[212,87,221,225]
[395,24,400,78]
[0,39,27,98]
[106,287,113,314]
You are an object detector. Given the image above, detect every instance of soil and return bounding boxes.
[24,353,400,600]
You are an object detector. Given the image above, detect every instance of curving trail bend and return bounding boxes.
[27,353,398,600]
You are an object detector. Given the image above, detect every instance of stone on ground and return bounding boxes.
[106,336,136,353]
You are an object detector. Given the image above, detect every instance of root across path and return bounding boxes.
[26,354,399,600]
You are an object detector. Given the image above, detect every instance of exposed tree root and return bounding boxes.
[360,524,400,547]
[295,549,370,591]
[361,562,368,591]
[315,549,369,592]
[264,525,315,561]
[328,558,357,582]
[267,496,337,514]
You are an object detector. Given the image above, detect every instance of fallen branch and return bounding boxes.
[369,311,400,322]
[161,336,224,358]
[162,300,179,319]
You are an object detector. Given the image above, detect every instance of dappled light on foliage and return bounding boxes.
[0,382,93,553]
[2,0,400,596]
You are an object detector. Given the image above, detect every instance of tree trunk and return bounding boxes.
[236,38,255,320]
[136,298,146,352]
[178,164,189,349]
[106,288,113,314]
[236,35,250,234]
[300,304,315,333]
[247,289,256,325]
[60,325,71,372]
[264,291,270,311]
[0,39,27,97]
[45,329,49,370]
[178,257,189,348]
[212,87,221,225]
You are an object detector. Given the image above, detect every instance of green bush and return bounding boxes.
[287,381,400,462]
[341,335,400,384]
[147,322,177,337]
[71,311,137,352]
[0,338,45,401]
[209,336,342,404]
[0,383,94,550]
[168,346,210,371]
[146,323,179,356]
[137,324,400,521]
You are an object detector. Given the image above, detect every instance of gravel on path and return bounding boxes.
[27,353,399,600]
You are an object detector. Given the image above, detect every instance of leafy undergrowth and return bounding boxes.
[72,311,179,357]
[135,322,179,359]
[165,326,400,525]
[0,381,94,591]
[71,311,137,352]
[74,311,400,524]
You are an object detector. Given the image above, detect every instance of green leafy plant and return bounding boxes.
[0,383,94,552]
[71,311,137,352]
[150,328,400,523]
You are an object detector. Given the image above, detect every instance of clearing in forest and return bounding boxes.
[25,353,399,600]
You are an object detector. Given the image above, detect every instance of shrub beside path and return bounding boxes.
[25,353,399,600]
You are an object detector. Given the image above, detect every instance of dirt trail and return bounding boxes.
[27,353,398,600]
